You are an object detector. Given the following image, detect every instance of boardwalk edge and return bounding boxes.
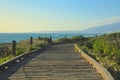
[74,44,114,80]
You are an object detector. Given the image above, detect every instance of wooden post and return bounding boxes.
[64,36,66,39]
[12,40,16,56]
[30,36,33,45]
[50,36,52,42]
[38,36,41,40]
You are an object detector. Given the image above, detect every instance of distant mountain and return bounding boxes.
[36,31,82,34]
[83,22,120,33]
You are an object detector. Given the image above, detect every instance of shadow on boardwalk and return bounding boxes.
[0,43,103,80]
[0,49,45,80]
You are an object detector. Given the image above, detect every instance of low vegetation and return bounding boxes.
[76,32,120,80]
[0,33,120,80]
[0,37,50,64]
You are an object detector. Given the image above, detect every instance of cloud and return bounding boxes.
[88,16,120,27]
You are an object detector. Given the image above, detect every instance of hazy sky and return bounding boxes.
[0,0,120,32]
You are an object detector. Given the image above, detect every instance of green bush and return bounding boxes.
[16,47,26,56]
[55,38,71,43]
[70,36,82,42]
[28,46,37,51]
[0,55,14,64]
[77,32,120,80]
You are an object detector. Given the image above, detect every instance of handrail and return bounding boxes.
[0,49,41,72]
[74,44,114,80]
[0,36,52,72]
[0,42,69,72]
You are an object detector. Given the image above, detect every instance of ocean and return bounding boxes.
[0,33,101,43]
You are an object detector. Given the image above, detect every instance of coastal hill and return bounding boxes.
[83,22,120,33]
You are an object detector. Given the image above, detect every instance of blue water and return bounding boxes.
[0,33,101,43]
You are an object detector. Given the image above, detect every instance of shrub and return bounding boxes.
[55,38,71,43]
[28,46,36,51]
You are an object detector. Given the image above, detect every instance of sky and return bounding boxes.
[0,0,120,33]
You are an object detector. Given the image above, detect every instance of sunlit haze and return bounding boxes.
[0,0,120,33]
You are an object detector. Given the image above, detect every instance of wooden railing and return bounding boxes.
[0,49,42,72]
[74,44,114,80]
[0,35,70,73]
[0,36,52,72]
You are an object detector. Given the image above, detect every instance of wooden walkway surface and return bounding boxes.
[0,43,103,80]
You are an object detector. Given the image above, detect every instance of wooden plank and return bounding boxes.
[0,43,103,80]
[74,44,114,80]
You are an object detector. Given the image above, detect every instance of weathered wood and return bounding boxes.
[12,40,16,56]
[38,36,41,40]
[74,44,114,80]
[47,36,52,44]
[0,49,41,72]
[49,36,52,42]
[64,36,66,39]
[30,36,33,45]
[0,44,103,80]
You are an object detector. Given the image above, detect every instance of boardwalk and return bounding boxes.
[0,44,103,80]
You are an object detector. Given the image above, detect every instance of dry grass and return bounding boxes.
[0,38,49,64]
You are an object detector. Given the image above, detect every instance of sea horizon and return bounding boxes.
[0,32,102,43]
